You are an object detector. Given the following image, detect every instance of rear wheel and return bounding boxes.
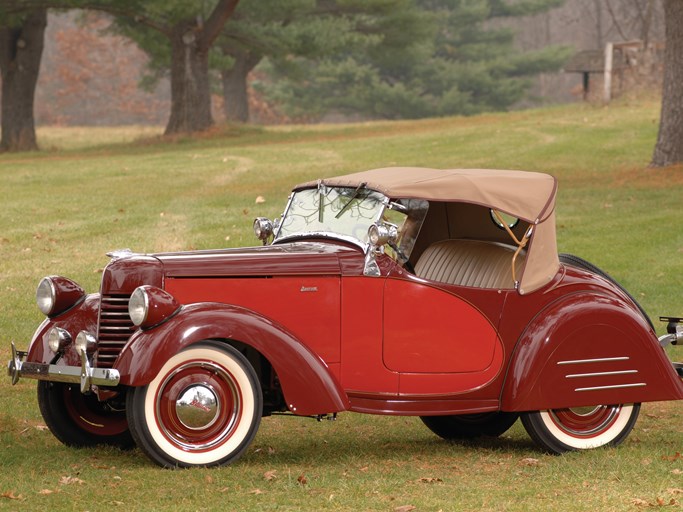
[421,412,519,440]
[521,403,640,454]
[126,341,262,468]
[37,381,133,448]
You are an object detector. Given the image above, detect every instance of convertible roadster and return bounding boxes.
[8,167,683,468]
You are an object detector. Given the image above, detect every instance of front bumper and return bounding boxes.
[7,342,120,393]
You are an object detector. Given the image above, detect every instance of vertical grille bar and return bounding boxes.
[97,294,135,368]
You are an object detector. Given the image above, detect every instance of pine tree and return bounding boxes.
[262,0,570,120]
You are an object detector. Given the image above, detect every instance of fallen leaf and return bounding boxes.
[668,489,683,495]
[519,457,540,467]
[673,469,683,475]
[394,505,416,512]
[263,470,277,481]
[248,489,264,495]
[38,489,54,495]
[662,452,682,462]
[417,477,443,484]
[255,196,266,204]
[631,498,650,507]
[268,447,276,455]
[1,491,22,500]
[59,476,85,486]
[358,466,369,472]
[297,474,307,485]
[205,475,214,484]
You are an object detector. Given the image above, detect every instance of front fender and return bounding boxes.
[115,303,350,416]
[502,292,683,411]
[25,293,100,366]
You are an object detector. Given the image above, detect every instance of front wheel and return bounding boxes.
[126,341,262,468]
[521,403,640,454]
[37,381,133,448]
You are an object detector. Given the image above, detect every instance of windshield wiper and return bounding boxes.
[335,182,366,219]
[318,181,325,223]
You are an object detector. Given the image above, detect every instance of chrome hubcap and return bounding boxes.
[175,384,220,430]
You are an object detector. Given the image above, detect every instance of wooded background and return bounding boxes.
[1,0,681,165]
[11,0,668,126]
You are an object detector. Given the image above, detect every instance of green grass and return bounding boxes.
[1,99,682,511]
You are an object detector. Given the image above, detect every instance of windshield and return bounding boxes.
[275,186,386,247]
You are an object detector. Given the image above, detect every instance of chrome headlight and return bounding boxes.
[129,286,150,327]
[129,286,180,329]
[36,276,85,317]
[75,331,97,355]
[47,327,72,353]
[253,217,274,242]
[368,222,398,247]
[36,277,56,315]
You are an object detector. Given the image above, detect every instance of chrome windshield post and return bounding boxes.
[363,246,381,277]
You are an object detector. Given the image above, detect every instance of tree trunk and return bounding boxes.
[0,9,47,152]
[164,22,214,135]
[651,0,683,167]
[164,0,240,135]
[221,50,261,123]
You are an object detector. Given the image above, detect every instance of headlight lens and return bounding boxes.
[37,277,56,316]
[47,327,72,353]
[36,276,85,317]
[75,331,97,355]
[129,286,149,327]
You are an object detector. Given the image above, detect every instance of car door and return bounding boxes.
[382,276,506,396]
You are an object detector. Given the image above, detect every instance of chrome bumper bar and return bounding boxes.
[7,342,120,393]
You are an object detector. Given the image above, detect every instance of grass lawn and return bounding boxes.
[0,98,681,511]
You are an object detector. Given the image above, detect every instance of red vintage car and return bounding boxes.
[8,167,683,468]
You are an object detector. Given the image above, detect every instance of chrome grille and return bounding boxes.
[97,294,135,368]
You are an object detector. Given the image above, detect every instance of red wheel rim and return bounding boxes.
[155,360,243,452]
[548,405,621,439]
[63,386,129,436]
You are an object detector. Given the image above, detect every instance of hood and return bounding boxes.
[154,241,354,278]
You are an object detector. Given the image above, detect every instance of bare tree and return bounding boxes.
[0,9,47,152]
[651,0,683,167]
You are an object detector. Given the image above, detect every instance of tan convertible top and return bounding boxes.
[295,167,559,293]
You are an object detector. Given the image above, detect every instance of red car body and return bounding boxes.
[8,167,683,468]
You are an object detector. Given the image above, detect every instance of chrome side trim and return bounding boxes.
[575,382,646,392]
[557,356,630,365]
[566,370,639,379]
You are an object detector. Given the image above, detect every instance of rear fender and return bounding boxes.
[115,303,350,416]
[502,292,683,411]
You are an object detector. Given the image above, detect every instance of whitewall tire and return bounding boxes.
[127,341,262,468]
[521,403,640,454]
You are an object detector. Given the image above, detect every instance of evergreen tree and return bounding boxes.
[216,0,430,122]
[262,0,570,120]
